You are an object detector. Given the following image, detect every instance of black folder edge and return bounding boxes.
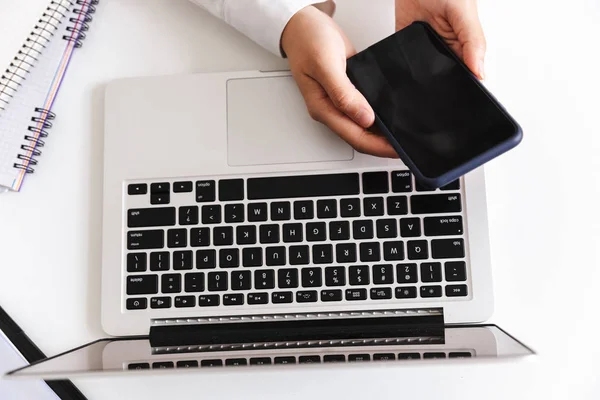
[0,305,87,400]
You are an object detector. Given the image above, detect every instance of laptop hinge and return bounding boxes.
[148,308,445,349]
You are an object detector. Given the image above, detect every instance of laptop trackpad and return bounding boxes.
[227,76,354,166]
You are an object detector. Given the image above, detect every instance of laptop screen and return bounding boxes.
[7,325,532,380]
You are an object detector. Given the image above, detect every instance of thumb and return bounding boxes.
[449,3,487,80]
[310,62,375,128]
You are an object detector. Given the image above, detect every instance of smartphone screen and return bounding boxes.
[347,22,520,179]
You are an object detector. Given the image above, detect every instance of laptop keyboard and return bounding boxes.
[124,169,469,311]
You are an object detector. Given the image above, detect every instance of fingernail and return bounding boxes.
[356,107,374,128]
[479,59,486,80]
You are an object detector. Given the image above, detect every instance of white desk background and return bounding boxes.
[0,0,598,399]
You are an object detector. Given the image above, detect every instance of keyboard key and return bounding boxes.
[299,356,321,364]
[362,171,389,194]
[127,253,147,272]
[431,239,465,259]
[372,264,393,284]
[324,354,345,363]
[247,173,360,200]
[421,262,442,282]
[259,224,280,244]
[289,246,310,265]
[306,222,326,241]
[198,294,220,306]
[449,352,472,358]
[179,206,199,225]
[196,249,216,269]
[353,220,374,239]
[395,286,417,299]
[177,360,199,368]
[445,261,467,281]
[316,199,337,218]
[224,204,245,223]
[127,275,158,295]
[173,250,193,270]
[151,182,169,193]
[128,362,150,370]
[383,241,404,261]
[440,180,460,191]
[397,263,418,284]
[325,266,346,286]
[236,225,256,245]
[128,208,176,228]
[274,357,296,365]
[248,203,268,222]
[312,244,333,264]
[190,228,210,247]
[167,229,187,248]
[400,218,421,237]
[302,267,322,287]
[329,221,350,241]
[162,274,181,293]
[415,182,436,192]
[255,270,275,289]
[242,247,262,267]
[173,181,193,193]
[336,243,356,263]
[446,284,468,297]
[370,287,392,300]
[219,179,244,201]
[152,361,174,369]
[294,200,314,220]
[271,201,291,221]
[376,219,397,238]
[250,358,271,365]
[201,360,223,367]
[214,227,234,246]
[272,291,293,304]
[283,223,303,243]
[208,272,228,291]
[296,291,318,303]
[128,184,147,195]
[248,292,269,305]
[223,293,244,306]
[232,271,251,290]
[340,198,361,217]
[391,171,412,192]
[348,354,370,362]
[226,359,248,366]
[420,285,442,298]
[349,265,370,285]
[398,353,421,360]
[386,196,408,216]
[278,269,299,288]
[411,194,462,214]
[266,246,286,266]
[126,298,147,310]
[202,205,221,224]
[345,288,367,300]
[364,197,384,216]
[196,180,216,202]
[185,273,205,292]
[359,242,380,262]
[373,353,395,361]
[219,249,239,268]
[175,296,195,308]
[151,193,170,205]
[424,216,463,236]
[150,297,171,309]
[127,230,164,250]
[407,240,429,260]
[423,353,446,359]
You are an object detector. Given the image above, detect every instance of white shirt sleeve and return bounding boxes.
[187,0,336,57]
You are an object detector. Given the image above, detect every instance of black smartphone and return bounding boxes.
[346,21,522,188]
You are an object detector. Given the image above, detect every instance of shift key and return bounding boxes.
[128,230,164,250]
[411,194,462,214]
[128,207,176,228]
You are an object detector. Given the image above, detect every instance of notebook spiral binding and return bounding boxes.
[1,0,98,174]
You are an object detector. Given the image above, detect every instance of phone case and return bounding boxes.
[346,21,523,189]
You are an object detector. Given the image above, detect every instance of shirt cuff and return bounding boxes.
[222,0,336,57]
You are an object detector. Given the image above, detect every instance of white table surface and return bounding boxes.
[1,0,599,399]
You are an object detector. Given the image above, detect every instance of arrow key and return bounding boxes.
[175,295,196,308]
[150,296,172,309]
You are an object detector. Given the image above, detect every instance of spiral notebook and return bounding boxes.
[0,0,98,192]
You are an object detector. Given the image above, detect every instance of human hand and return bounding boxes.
[395,0,487,79]
[281,6,398,158]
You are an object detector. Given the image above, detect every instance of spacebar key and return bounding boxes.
[247,173,360,200]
